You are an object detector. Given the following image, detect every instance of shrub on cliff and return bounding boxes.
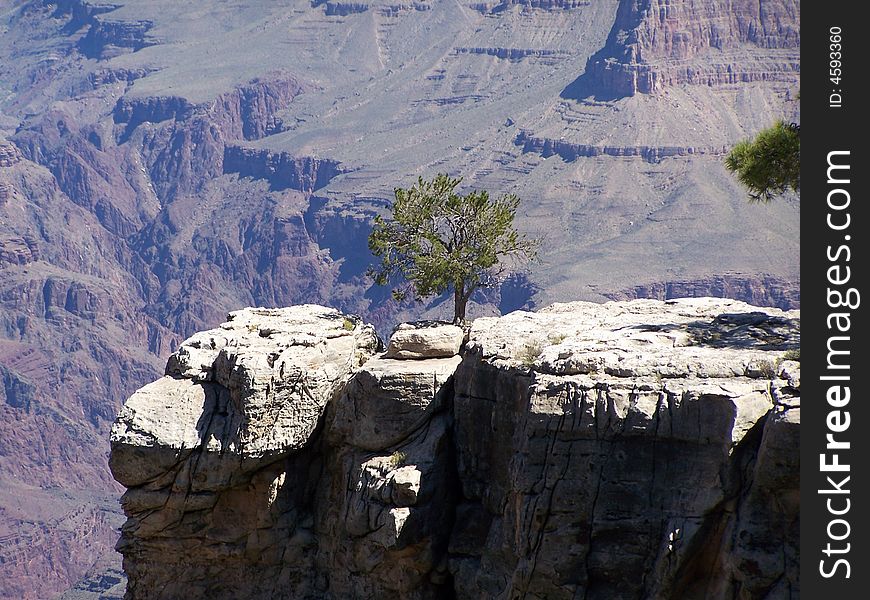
[368,174,537,324]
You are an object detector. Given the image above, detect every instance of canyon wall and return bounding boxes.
[575,0,800,98]
[110,298,800,599]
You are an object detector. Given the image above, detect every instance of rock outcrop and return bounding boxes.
[574,0,800,98]
[110,298,799,599]
[515,130,727,164]
[451,298,799,599]
[79,18,156,60]
[221,146,344,193]
[110,306,380,598]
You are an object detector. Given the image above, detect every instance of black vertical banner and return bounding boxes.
[802,3,868,597]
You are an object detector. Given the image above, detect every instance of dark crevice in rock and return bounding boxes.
[667,411,771,599]
[431,378,463,600]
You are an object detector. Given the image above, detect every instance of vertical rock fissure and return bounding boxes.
[667,409,772,599]
[638,386,661,593]
[524,385,577,594]
[439,385,462,600]
[648,388,666,508]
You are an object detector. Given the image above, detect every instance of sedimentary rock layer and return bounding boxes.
[577,0,800,98]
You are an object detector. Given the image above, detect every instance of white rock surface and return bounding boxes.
[471,297,799,382]
[111,305,379,485]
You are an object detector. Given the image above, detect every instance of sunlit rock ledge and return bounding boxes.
[110,298,799,600]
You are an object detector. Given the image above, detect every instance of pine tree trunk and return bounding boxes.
[453,285,467,325]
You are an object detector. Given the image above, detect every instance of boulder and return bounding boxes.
[384,322,464,359]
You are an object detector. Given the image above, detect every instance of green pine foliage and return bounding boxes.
[368,174,538,324]
[725,120,800,202]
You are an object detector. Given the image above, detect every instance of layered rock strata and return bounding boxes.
[515,130,727,164]
[110,298,799,599]
[576,0,800,97]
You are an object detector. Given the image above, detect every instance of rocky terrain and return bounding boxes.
[0,0,799,596]
[110,299,800,599]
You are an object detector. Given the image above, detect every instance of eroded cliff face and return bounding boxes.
[110,298,799,599]
[576,0,800,98]
[450,299,799,599]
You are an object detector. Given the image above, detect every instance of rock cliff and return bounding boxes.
[111,298,799,599]
[585,0,800,97]
[574,0,800,98]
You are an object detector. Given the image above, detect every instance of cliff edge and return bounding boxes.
[110,298,800,599]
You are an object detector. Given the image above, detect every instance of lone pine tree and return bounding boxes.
[368,174,537,324]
